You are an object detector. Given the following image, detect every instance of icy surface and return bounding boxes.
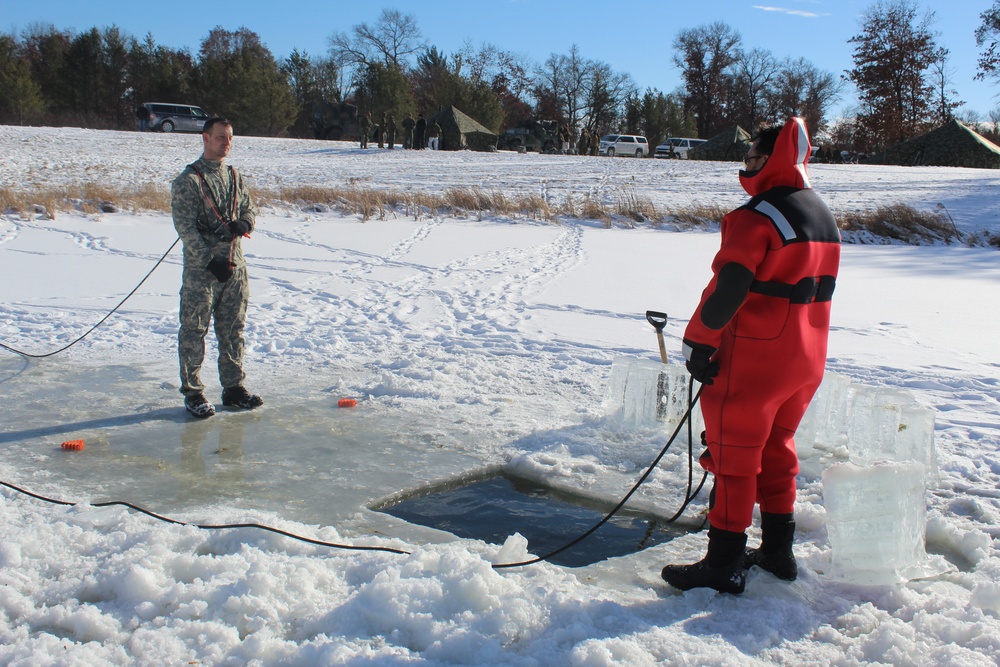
[1,126,1000,665]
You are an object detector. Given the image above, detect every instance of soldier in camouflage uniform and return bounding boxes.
[386,114,396,149]
[578,128,591,157]
[360,112,371,149]
[171,117,263,418]
[402,115,414,149]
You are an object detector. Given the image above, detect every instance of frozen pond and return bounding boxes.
[0,357,491,540]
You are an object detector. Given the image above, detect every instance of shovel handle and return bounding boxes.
[645,311,669,363]
[645,310,667,333]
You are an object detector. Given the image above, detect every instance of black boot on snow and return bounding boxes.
[744,512,798,581]
[661,527,748,595]
[222,386,264,409]
[184,393,216,419]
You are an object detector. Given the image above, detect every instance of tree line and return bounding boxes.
[1,1,997,154]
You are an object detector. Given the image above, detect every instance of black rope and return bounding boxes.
[664,378,709,523]
[493,384,705,568]
[0,238,181,358]
[0,479,411,556]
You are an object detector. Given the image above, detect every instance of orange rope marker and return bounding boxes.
[61,439,85,451]
[337,398,358,408]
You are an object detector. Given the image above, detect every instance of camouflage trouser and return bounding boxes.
[178,265,249,396]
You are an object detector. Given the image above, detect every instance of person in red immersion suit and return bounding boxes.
[661,117,841,594]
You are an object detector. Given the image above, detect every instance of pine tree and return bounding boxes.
[0,34,45,125]
[195,27,296,136]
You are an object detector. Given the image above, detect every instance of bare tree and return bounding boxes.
[550,45,588,131]
[928,48,962,122]
[457,41,534,128]
[769,57,842,136]
[457,41,533,99]
[673,22,741,138]
[534,45,634,135]
[975,1,1000,82]
[583,60,635,133]
[727,47,777,133]
[328,8,424,81]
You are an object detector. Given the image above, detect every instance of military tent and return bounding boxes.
[687,125,752,162]
[880,120,1000,169]
[427,106,498,152]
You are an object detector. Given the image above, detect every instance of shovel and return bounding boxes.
[645,310,668,363]
[646,310,674,422]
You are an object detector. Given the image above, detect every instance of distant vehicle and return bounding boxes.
[308,100,359,140]
[143,103,211,133]
[599,134,650,157]
[498,119,559,153]
[654,137,706,159]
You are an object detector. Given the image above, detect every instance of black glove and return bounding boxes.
[683,339,719,385]
[207,257,234,283]
[228,219,251,237]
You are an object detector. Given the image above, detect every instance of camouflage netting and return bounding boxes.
[428,106,498,152]
[688,125,752,162]
[880,120,1000,169]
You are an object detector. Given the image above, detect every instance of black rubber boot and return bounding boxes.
[661,526,748,595]
[184,393,215,419]
[744,512,798,581]
[222,386,264,409]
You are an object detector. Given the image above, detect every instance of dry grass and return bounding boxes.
[612,186,658,226]
[837,204,961,245]
[0,183,170,218]
[580,196,610,224]
[275,184,554,222]
[665,203,729,228]
[1,182,992,249]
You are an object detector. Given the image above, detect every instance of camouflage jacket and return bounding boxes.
[171,157,256,270]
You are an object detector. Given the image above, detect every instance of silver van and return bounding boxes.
[143,103,211,133]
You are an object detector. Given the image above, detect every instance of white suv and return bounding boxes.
[599,134,650,157]
[654,137,706,159]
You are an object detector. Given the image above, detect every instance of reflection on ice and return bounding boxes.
[0,359,484,532]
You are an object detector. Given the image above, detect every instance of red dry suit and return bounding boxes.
[682,117,841,533]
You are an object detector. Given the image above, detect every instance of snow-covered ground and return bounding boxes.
[1,125,999,665]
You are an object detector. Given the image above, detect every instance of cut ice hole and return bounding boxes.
[372,472,701,567]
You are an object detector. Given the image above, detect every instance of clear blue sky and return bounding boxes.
[2,0,997,118]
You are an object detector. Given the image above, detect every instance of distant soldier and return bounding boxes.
[171,117,262,418]
[414,114,427,150]
[136,104,150,132]
[578,128,591,156]
[359,111,371,149]
[379,112,387,148]
[559,125,570,153]
[591,133,600,156]
[402,115,415,149]
[427,120,442,150]
[387,115,396,149]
